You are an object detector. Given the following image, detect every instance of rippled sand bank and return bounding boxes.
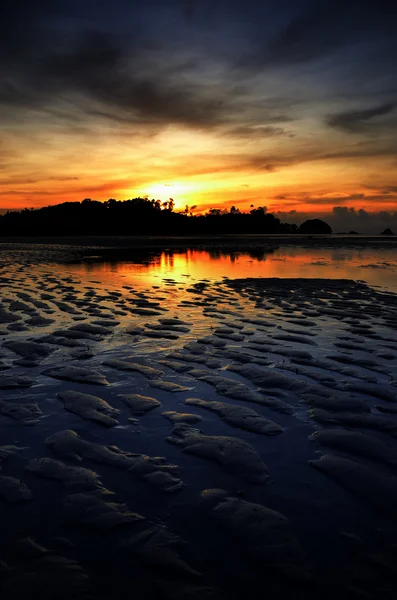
[1,256,397,599]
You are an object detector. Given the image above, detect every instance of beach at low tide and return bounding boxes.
[0,239,397,599]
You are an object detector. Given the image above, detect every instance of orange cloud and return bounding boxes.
[1,115,396,215]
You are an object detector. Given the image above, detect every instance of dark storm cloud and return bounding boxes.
[1,0,397,141]
[327,103,397,133]
[239,4,344,68]
[0,1,58,58]
[0,1,244,131]
[226,125,294,138]
[320,145,397,160]
[238,0,397,70]
[0,27,226,129]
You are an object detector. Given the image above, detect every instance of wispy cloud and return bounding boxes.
[1,0,397,214]
[327,103,396,133]
[0,29,230,130]
[225,124,295,139]
[237,0,397,71]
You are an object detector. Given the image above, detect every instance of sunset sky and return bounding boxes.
[1,0,397,226]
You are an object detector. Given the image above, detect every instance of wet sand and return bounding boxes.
[1,245,397,599]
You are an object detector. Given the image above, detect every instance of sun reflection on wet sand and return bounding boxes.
[69,246,397,292]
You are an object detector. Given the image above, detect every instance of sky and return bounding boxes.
[1,0,397,230]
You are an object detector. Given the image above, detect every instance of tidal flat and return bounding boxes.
[0,239,397,599]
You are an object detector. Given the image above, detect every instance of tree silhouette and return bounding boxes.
[0,197,328,237]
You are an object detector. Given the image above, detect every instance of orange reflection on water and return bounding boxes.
[69,246,397,292]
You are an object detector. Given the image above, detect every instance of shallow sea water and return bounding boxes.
[0,241,397,600]
[70,245,397,292]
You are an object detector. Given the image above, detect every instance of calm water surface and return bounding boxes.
[68,246,397,292]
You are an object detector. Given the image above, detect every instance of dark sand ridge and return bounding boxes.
[0,476,32,503]
[58,390,120,427]
[200,489,308,580]
[166,423,270,483]
[46,429,183,493]
[184,397,283,435]
[1,252,397,599]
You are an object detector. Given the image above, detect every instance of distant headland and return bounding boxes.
[0,198,332,237]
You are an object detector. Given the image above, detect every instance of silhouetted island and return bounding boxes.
[297,219,332,235]
[381,228,394,235]
[0,198,333,237]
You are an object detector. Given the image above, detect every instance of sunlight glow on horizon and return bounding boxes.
[1,123,396,218]
[141,182,204,209]
[0,0,396,226]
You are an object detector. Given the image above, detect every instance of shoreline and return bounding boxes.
[1,233,397,249]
